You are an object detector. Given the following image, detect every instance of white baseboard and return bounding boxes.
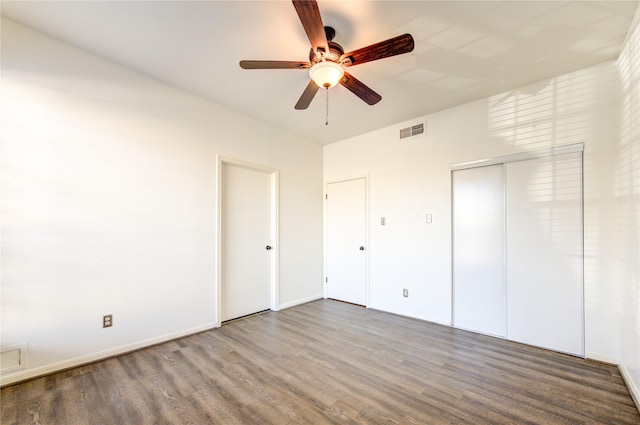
[367,304,451,327]
[278,294,324,310]
[585,351,618,365]
[367,303,451,327]
[0,322,218,387]
[619,363,640,413]
[417,314,451,327]
[2,296,328,387]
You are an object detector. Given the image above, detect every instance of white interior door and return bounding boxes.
[325,178,367,305]
[452,164,507,337]
[506,153,584,356]
[221,162,272,322]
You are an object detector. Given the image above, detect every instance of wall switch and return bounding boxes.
[103,314,113,328]
[0,344,28,373]
[403,289,408,297]
[426,214,433,223]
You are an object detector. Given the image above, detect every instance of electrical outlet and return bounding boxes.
[103,314,113,328]
[403,289,408,297]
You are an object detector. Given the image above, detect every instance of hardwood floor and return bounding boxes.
[2,299,639,424]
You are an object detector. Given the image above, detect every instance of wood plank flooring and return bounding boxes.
[2,299,639,424]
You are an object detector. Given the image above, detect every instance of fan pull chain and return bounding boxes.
[325,87,329,126]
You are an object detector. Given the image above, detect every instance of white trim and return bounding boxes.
[216,156,279,174]
[586,351,618,365]
[0,323,217,387]
[451,143,585,170]
[270,170,280,312]
[450,170,454,326]
[216,158,223,327]
[367,306,450,327]
[215,156,280,326]
[619,363,640,413]
[365,176,370,307]
[579,150,586,357]
[454,324,506,340]
[278,294,324,310]
[323,175,370,307]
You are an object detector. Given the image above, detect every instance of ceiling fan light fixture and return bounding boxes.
[309,61,344,88]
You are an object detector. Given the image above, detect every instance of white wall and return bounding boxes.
[0,18,323,385]
[325,61,623,361]
[616,6,640,409]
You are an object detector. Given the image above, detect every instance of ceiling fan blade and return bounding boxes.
[340,72,382,105]
[240,60,311,70]
[292,0,329,56]
[295,80,320,110]
[340,33,414,67]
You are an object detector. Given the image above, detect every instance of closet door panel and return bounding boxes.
[452,164,506,337]
[505,153,584,356]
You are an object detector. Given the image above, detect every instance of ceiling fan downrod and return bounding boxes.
[325,87,329,126]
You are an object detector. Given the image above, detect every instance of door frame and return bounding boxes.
[323,175,370,307]
[216,156,279,327]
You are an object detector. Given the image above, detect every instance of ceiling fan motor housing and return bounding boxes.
[309,40,344,65]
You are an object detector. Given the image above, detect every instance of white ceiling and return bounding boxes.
[2,0,638,145]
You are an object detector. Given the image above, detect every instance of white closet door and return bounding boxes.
[506,153,584,356]
[452,164,506,337]
[325,178,367,305]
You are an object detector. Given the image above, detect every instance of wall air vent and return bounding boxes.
[399,121,426,141]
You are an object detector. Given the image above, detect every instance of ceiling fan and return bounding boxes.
[239,0,414,112]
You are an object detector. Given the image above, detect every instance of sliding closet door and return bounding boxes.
[505,153,584,356]
[452,164,506,337]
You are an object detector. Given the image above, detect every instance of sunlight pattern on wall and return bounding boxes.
[488,70,601,304]
[488,70,600,152]
[487,57,625,359]
[617,10,640,354]
[524,155,583,259]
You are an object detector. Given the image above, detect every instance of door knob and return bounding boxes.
[359,246,365,251]
[266,245,272,250]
